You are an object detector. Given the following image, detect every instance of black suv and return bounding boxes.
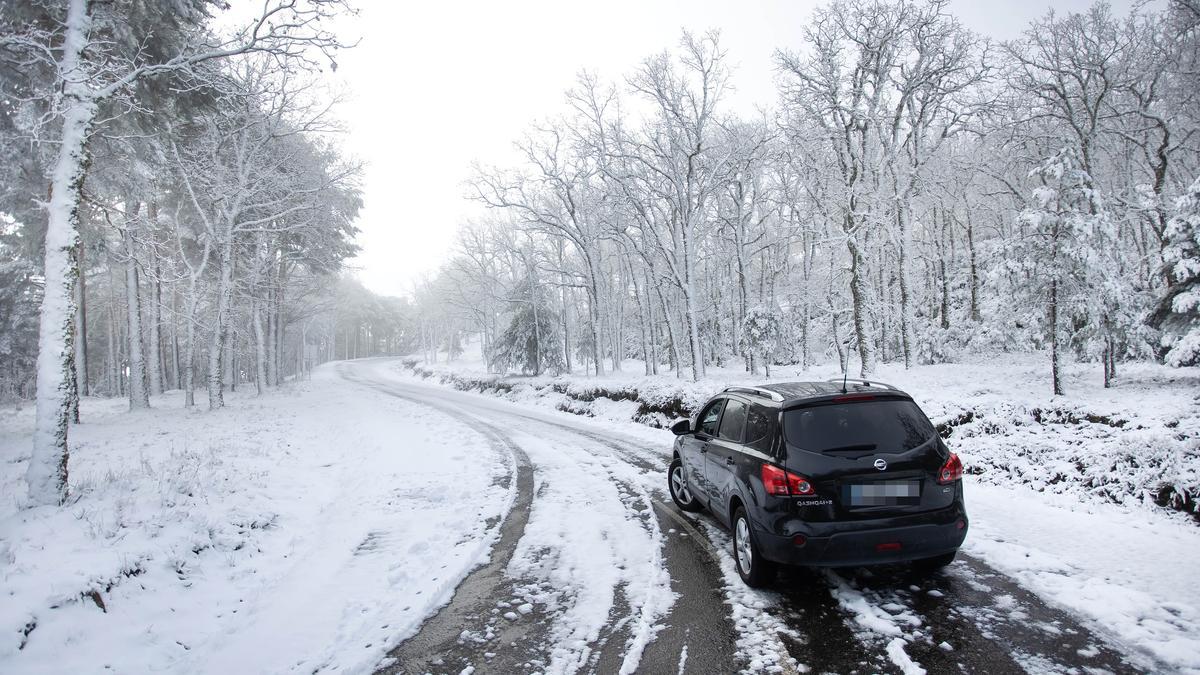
[666,379,967,587]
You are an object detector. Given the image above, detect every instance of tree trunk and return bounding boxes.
[897,208,914,369]
[966,213,980,322]
[28,0,94,506]
[586,258,604,377]
[1050,277,1063,396]
[266,259,279,386]
[208,236,233,409]
[171,283,181,390]
[146,202,163,395]
[106,262,119,396]
[830,299,846,374]
[645,271,659,376]
[183,307,197,407]
[559,252,571,374]
[610,266,623,374]
[846,231,876,376]
[938,210,951,331]
[123,200,150,410]
[684,290,704,381]
[253,301,267,395]
[228,327,238,391]
[149,261,163,394]
[653,284,680,378]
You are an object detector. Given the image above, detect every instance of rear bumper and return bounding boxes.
[755,505,968,567]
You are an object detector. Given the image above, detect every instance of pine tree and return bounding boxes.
[1153,177,1200,366]
[739,306,782,379]
[491,276,564,376]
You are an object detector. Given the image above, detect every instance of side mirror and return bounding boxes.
[670,419,692,435]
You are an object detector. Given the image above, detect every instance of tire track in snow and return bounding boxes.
[503,422,735,675]
[341,362,739,674]
[426,401,741,674]
[338,366,552,674]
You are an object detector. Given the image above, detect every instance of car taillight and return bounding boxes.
[761,463,815,496]
[937,453,963,484]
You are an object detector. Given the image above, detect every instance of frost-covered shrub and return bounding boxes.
[939,402,1200,520]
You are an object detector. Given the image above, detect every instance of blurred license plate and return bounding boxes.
[847,481,920,506]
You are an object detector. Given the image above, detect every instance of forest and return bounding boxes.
[1,0,1199,507]
[0,0,413,505]
[411,0,1200,396]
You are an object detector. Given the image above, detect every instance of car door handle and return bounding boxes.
[725,456,735,466]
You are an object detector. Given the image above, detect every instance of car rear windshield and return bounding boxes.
[782,398,936,455]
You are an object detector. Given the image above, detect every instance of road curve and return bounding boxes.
[336,359,1156,675]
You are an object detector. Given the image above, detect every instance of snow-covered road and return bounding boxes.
[337,359,1178,675]
[4,358,1195,674]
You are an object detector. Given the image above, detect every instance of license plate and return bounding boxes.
[846,480,920,506]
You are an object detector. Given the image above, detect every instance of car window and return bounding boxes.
[782,399,936,454]
[718,399,747,442]
[744,404,775,452]
[697,399,724,436]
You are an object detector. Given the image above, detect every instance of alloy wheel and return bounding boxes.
[735,517,753,574]
[671,465,693,505]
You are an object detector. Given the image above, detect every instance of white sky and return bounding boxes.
[328,0,1140,298]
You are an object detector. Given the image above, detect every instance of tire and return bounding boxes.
[668,458,703,512]
[732,507,775,588]
[913,551,957,574]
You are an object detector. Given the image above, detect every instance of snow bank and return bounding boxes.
[0,366,512,674]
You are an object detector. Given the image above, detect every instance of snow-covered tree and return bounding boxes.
[1,0,349,505]
[1005,150,1108,395]
[1153,177,1200,365]
[491,275,565,377]
[739,306,782,378]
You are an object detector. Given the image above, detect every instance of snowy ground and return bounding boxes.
[0,367,516,674]
[402,341,1200,673]
[2,348,1199,674]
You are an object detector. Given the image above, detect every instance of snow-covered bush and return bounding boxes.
[940,401,1200,520]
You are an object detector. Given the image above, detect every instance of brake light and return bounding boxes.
[761,464,815,496]
[937,453,963,484]
[834,394,875,402]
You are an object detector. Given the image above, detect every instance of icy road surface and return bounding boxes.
[337,359,1174,675]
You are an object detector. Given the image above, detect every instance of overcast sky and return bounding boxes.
[329,0,1140,298]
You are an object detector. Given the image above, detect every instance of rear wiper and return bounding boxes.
[821,444,877,454]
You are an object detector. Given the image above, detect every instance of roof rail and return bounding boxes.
[723,385,785,402]
[828,377,896,391]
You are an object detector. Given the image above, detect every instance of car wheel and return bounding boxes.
[913,551,957,574]
[732,507,774,587]
[668,458,702,512]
